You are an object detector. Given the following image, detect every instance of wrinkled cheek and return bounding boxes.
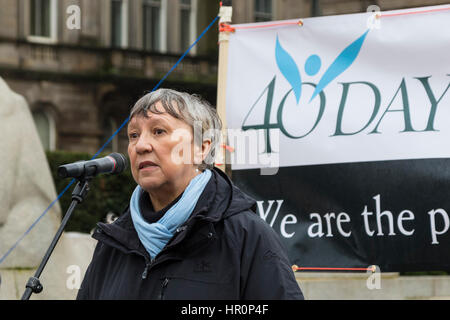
[131,167,139,184]
[128,147,138,183]
[170,142,194,165]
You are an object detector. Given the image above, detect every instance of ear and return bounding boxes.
[194,139,212,165]
[202,139,212,161]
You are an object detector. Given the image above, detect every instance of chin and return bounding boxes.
[138,177,166,192]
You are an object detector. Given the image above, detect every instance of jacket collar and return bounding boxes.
[94,168,256,257]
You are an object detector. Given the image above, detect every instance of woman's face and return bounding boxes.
[127,102,203,194]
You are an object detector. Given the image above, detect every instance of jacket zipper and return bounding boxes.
[159,278,170,300]
[141,258,155,279]
[141,226,191,280]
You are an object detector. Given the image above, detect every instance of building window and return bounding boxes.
[179,0,197,54]
[111,0,128,48]
[32,110,56,151]
[29,0,57,42]
[30,0,50,37]
[143,0,162,51]
[254,0,272,22]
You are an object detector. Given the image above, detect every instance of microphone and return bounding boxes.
[58,153,128,179]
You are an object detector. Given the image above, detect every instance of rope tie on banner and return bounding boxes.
[378,5,450,18]
[219,5,450,33]
[219,23,236,33]
[292,265,377,273]
[219,20,303,33]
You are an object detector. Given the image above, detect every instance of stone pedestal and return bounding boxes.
[0,232,96,300]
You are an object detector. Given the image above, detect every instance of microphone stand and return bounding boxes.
[21,178,91,300]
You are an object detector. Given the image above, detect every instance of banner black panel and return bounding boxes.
[231,159,450,272]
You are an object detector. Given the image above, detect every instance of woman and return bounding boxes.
[77,89,303,300]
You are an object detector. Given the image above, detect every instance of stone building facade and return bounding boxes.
[0,0,447,154]
[0,0,219,154]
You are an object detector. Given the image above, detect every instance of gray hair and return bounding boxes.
[129,88,222,170]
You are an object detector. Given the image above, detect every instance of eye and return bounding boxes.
[128,132,139,140]
[154,128,166,136]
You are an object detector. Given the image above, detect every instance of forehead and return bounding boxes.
[128,104,190,131]
[128,112,171,127]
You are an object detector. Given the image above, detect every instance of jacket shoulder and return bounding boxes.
[222,209,286,253]
[224,209,274,234]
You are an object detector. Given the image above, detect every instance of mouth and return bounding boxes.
[138,161,158,170]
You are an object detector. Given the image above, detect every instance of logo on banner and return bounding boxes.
[276,30,370,104]
[242,29,450,154]
[242,29,370,153]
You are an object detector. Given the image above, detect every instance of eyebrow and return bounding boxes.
[127,114,172,131]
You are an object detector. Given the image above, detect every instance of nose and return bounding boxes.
[135,133,153,154]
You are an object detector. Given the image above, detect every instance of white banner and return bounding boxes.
[225,5,450,170]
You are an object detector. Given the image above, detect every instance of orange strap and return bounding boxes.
[219,20,303,33]
[292,265,376,273]
[219,5,450,33]
[379,5,450,18]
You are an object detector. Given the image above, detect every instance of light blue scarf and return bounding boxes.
[130,169,212,260]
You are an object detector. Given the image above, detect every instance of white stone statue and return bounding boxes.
[0,77,61,268]
[0,77,97,300]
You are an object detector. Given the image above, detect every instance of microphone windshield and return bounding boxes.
[109,153,128,174]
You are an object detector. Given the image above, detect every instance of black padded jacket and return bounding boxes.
[76,168,303,300]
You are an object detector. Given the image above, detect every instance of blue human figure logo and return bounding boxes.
[275,29,370,103]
